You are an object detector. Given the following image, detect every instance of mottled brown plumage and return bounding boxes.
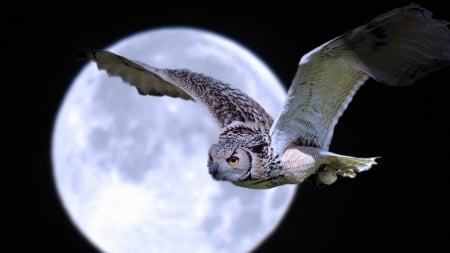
[83,4,449,189]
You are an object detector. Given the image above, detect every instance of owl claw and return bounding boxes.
[315,167,338,185]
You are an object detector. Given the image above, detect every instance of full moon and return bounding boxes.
[52,27,297,252]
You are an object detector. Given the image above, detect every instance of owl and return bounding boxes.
[81,4,449,189]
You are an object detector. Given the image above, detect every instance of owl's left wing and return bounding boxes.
[81,50,273,129]
[270,4,450,156]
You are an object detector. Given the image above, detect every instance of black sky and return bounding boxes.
[29,2,449,252]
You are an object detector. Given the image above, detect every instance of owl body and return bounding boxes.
[83,4,449,189]
[210,122,372,189]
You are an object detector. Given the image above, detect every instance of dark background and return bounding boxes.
[26,1,449,252]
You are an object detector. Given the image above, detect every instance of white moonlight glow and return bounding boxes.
[52,27,297,253]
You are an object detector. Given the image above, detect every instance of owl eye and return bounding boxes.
[226,156,240,166]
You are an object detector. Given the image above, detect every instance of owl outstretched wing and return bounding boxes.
[81,50,273,129]
[270,4,450,156]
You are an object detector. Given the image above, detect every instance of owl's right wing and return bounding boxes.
[81,50,273,129]
[270,4,450,156]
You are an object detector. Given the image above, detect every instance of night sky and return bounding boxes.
[30,2,449,252]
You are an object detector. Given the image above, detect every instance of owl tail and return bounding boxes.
[315,151,379,185]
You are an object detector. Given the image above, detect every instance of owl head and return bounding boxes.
[207,142,251,182]
[207,134,267,184]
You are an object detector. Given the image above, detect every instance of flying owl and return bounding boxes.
[81,4,449,189]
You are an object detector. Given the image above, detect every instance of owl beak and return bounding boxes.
[209,163,220,179]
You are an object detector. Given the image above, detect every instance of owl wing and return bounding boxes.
[82,50,273,129]
[270,4,450,155]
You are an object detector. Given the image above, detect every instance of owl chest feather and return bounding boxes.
[233,141,320,189]
[220,121,323,189]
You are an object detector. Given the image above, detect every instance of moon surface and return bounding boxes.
[52,27,297,253]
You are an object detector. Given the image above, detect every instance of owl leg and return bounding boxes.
[305,165,328,189]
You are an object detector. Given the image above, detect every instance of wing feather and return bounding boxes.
[82,49,192,100]
[82,49,273,128]
[270,4,450,155]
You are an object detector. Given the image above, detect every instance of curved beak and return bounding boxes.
[208,163,219,179]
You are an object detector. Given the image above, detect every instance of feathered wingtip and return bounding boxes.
[76,49,102,61]
[345,3,450,86]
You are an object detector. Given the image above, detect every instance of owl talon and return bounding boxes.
[316,168,338,185]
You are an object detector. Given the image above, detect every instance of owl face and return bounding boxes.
[207,143,252,182]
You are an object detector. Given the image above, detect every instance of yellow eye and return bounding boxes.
[227,157,239,166]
